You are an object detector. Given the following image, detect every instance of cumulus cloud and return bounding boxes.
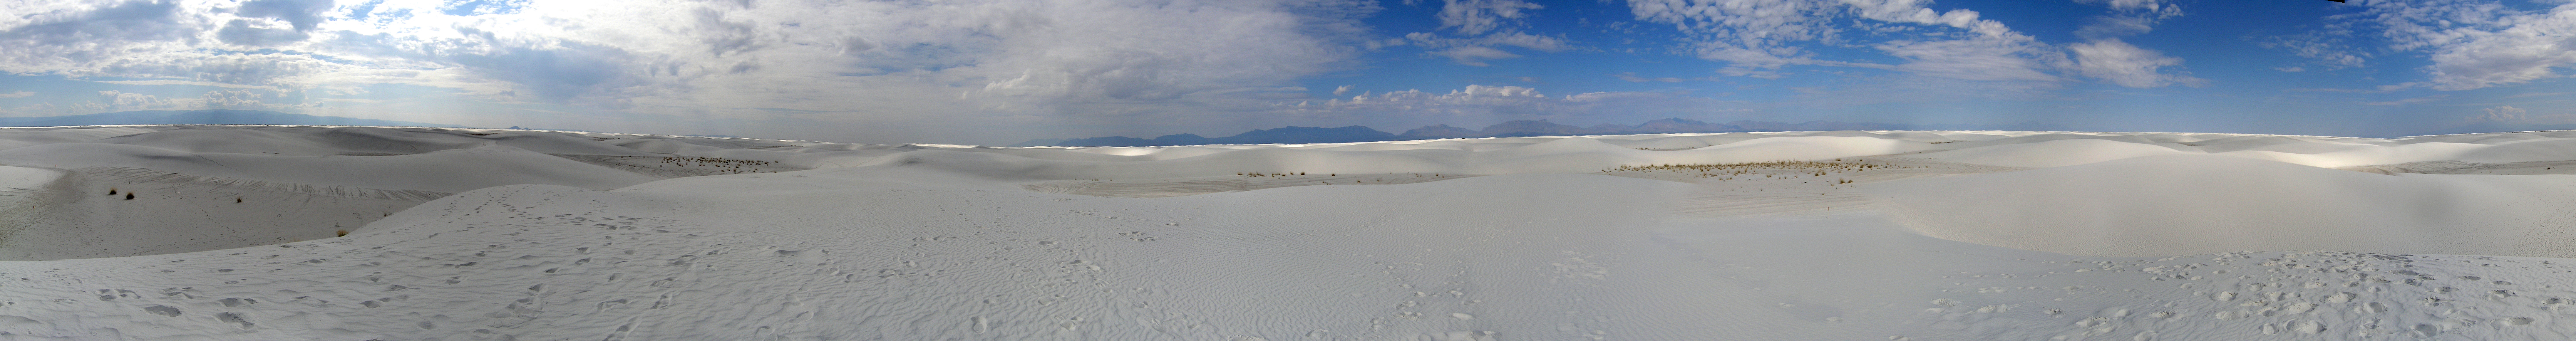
[234,0,334,31]
[2361,94,2449,106]
[0,91,31,98]
[1626,0,2060,72]
[217,0,334,46]
[2471,105,2528,122]
[1626,0,2202,89]
[1393,0,1566,66]
[65,89,305,114]
[0,1,196,45]
[0,0,1379,134]
[1299,84,1565,119]
[2069,39,2203,87]
[2460,104,2576,124]
[1429,45,1520,66]
[1437,0,1541,35]
[1625,0,1841,69]
[216,20,309,46]
[81,90,179,112]
[2255,27,2370,71]
[2346,0,2576,90]
[2075,15,2156,39]
[1878,36,2061,82]
[1325,84,1545,105]
[1284,84,1753,126]
[1616,72,1683,82]
[2077,0,2167,12]
[2065,0,2196,87]
[2073,0,2180,37]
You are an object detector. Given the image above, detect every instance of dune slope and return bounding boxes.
[3,126,2576,339]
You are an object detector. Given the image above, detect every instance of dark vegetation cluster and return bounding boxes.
[656,156,781,174]
[1605,160,1894,183]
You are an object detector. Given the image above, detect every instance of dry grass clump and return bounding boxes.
[1607,160,1888,173]
[657,156,779,174]
[1603,160,1895,181]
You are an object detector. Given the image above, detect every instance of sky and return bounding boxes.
[0,0,2571,144]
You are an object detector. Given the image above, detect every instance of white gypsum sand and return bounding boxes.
[2,125,2576,339]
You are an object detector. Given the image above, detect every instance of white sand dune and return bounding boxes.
[1909,138,2191,168]
[1871,154,2576,257]
[5,125,2576,339]
[0,143,657,193]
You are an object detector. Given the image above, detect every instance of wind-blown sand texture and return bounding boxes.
[5,125,2576,340]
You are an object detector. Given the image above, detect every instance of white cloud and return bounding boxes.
[1625,0,1839,69]
[1437,0,1541,35]
[2470,105,2528,122]
[1877,35,2061,82]
[0,0,1380,142]
[1325,85,1544,106]
[1628,0,2201,89]
[2351,0,2576,90]
[90,79,285,90]
[1457,84,1542,97]
[2069,39,2204,88]
[81,90,178,112]
[1399,0,1565,66]
[67,89,307,114]
[2256,29,2370,70]
[1312,85,1549,112]
[2460,104,2576,124]
[2070,0,2192,87]
[1472,32,1569,51]
[1430,45,1520,66]
[2,102,60,117]
[2274,66,2305,72]
[2362,94,2449,106]
[0,91,30,98]
[1290,84,1748,126]
[1715,67,1789,79]
[1616,72,1683,82]
[2077,0,2167,12]
[2075,15,2155,39]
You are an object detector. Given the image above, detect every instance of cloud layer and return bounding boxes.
[1626,0,2202,88]
[0,0,2566,143]
[0,0,1378,134]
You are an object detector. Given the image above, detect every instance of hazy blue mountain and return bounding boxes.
[2403,122,2576,137]
[1398,124,1481,139]
[0,110,464,128]
[1015,119,2070,147]
[1223,126,1394,144]
[1478,120,1589,137]
[1037,126,1392,147]
[1052,134,1207,147]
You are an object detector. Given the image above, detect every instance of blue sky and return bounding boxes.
[0,0,2570,144]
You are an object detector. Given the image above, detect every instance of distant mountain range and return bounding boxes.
[2403,122,2576,137]
[1013,118,2068,147]
[0,110,462,128]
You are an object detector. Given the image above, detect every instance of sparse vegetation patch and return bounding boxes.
[1601,160,1902,183]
